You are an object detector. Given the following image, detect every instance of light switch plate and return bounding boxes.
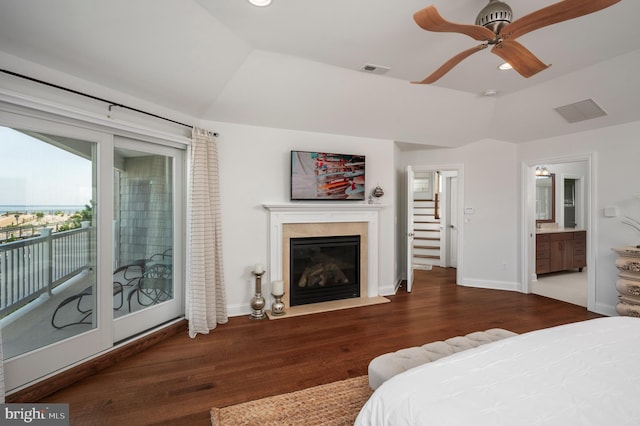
[604,206,619,217]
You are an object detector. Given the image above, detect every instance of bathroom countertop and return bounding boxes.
[536,227,585,234]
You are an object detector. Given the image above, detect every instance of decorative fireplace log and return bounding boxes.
[298,262,349,288]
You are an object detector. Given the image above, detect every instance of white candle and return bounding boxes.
[272,280,284,296]
[254,264,264,274]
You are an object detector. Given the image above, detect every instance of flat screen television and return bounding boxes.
[291,150,366,201]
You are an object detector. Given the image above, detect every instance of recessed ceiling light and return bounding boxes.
[249,0,272,6]
[498,63,512,70]
[483,89,497,96]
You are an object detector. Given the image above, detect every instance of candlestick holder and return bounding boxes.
[271,292,285,316]
[250,270,266,320]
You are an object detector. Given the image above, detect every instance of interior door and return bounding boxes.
[448,175,459,267]
[406,166,415,292]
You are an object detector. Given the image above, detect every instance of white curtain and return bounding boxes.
[186,127,228,338]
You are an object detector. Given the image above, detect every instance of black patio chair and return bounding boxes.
[127,263,173,311]
[51,282,124,329]
[113,258,146,280]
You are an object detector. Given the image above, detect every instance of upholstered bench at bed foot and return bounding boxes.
[368,328,518,390]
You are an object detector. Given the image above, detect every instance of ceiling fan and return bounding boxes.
[412,0,621,84]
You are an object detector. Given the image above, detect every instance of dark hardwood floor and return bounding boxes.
[40,267,602,425]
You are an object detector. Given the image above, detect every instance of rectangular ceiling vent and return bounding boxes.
[360,63,390,75]
[554,98,608,123]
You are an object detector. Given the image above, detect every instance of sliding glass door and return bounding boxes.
[0,109,185,392]
[0,113,111,391]
[112,137,184,342]
[0,125,97,357]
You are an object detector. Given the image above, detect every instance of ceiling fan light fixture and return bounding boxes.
[475,0,513,33]
[248,0,272,6]
[498,62,512,70]
[412,0,621,84]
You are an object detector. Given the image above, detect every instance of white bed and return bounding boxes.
[356,317,640,426]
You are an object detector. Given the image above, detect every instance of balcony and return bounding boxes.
[1,226,91,315]
[0,226,94,357]
[0,226,170,359]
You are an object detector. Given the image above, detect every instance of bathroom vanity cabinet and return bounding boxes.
[536,230,586,275]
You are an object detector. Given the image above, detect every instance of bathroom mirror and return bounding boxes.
[536,173,555,223]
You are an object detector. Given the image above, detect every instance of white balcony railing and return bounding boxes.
[0,226,91,317]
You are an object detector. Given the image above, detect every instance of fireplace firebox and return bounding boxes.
[289,235,360,306]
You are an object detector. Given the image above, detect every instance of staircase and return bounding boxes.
[413,199,441,269]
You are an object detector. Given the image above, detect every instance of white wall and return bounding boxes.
[398,139,520,291]
[518,121,640,315]
[203,120,397,316]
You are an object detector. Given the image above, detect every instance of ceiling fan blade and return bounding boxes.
[500,0,621,41]
[412,44,488,84]
[414,5,495,42]
[491,40,549,78]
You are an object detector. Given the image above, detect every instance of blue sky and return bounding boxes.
[0,126,92,206]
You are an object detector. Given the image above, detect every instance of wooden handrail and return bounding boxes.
[434,171,440,220]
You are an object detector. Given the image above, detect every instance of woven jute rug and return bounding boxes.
[210,375,372,426]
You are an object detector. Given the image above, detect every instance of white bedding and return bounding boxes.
[356,317,640,426]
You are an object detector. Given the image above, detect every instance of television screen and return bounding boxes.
[291,151,366,200]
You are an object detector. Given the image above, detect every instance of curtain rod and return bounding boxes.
[0,68,219,137]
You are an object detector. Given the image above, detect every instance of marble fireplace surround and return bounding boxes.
[264,203,388,316]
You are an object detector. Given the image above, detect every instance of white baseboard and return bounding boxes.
[458,278,520,292]
[227,303,251,318]
[593,302,616,317]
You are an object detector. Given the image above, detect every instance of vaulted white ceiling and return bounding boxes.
[0,0,638,147]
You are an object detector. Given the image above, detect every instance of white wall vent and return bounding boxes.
[360,63,390,75]
[554,98,607,123]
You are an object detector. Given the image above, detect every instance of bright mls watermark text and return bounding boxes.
[1,404,69,425]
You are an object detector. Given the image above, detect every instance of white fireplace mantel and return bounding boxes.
[263,203,387,212]
[263,203,386,298]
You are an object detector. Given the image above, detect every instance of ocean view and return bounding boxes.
[0,205,86,216]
